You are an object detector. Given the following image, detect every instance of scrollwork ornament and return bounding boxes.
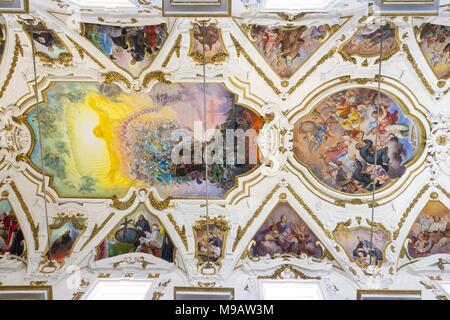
[110,192,137,210]
[257,264,321,280]
[0,105,32,170]
[148,192,172,211]
[426,113,450,182]
[257,103,293,177]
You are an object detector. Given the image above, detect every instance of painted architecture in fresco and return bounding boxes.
[48,215,86,263]
[0,199,25,258]
[340,22,398,60]
[293,88,422,194]
[22,20,72,65]
[189,22,228,63]
[26,82,261,198]
[406,200,450,259]
[418,24,450,79]
[247,24,331,78]
[194,217,229,264]
[96,204,174,262]
[250,203,323,259]
[333,225,389,267]
[82,23,167,76]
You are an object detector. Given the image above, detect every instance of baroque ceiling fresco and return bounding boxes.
[0,0,448,300]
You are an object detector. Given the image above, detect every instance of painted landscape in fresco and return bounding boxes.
[418,24,450,79]
[248,24,330,78]
[27,82,261,198]
[0,199,25,258]
[250,202,323,259]
[334,226,388,267]
[96,204,174,262]
[189,23,227,63]
[195,222,227,263]
[49,217,86,263]
[24,21,70,60]
[83,23,167,76]
[293,88,421,194]
[341,23,398,59]
[406,201,450,259]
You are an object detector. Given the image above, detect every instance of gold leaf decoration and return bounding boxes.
[232,185,281,251]
[0,35,22,99]
[110,192,137,210]
[257,264,321,280]
[161,34,181,68]
[167,213,188,250]
[393,184,430,240]
[142,71,171,87]
[148,192,172,211]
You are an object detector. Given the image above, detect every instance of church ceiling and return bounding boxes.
[0,0,448,294]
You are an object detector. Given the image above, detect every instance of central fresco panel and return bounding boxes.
[293,88,423,194]
[26,82,262,199]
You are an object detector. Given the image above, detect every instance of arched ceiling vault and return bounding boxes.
[0,0,448,299]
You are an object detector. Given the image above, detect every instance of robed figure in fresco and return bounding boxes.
[251,204,324,259]
[50,230,73,261]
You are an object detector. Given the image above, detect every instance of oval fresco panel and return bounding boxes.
[293,88,423,195]
[25,82,262,198]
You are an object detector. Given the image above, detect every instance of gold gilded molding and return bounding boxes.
[66,36,105,68]
[287,48,336,95]
[188,23,228,64]
[276,12,308,22]
[393,184,430,240]
[149,192,172,211]
[110,192,137,210]
[232,185,280,251]
[402,44,435,95]
[43,213,87,265]
[142,71,171,87]
[338,22,400,65]
[49,213,86,230]
[333,220,392,268]
[35,52,73,67]
[72,291,84,300]
[0,35,22,99]
[167,213,188,250]
[193,216,229,266]
[161,34,181,68]
[436,185,450,199]
[257,264,321,280]
[334,198,379,208]
[1,181,40,250]
[29,280,47,286]
[152,292,164,300]
[112,256,152,269]
[348,266,357,275]
[80,212,115,251]
[102,71,131,88]
[286,184,333,239]
[231,35,281,95]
